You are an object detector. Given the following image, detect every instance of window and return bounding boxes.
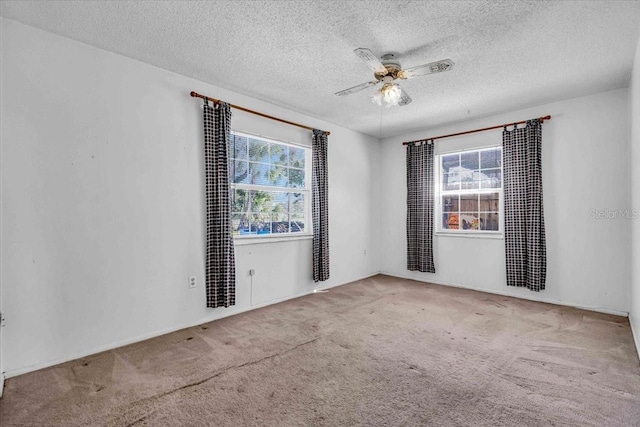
[229,132,311,237]
[436,146,503,234]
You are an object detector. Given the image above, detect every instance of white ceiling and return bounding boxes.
[2,1,640,138]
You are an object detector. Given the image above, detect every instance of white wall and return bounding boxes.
[630,34,640,358]
[0,19,381,378]
[379,89,632,315]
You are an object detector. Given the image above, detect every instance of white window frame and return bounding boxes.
[435,145,504,238]
[229,131,312,242]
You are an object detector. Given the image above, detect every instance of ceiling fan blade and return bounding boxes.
[353,48,388,75]
[335,80,379,97]
[400,59,454,79]
[398,88,412,106]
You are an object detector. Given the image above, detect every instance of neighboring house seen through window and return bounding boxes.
[229,132,311,237]
[436,146,503,234]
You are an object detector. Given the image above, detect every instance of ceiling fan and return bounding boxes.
[335,48,454,108]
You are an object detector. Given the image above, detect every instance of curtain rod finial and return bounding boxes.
[190,91,198,97]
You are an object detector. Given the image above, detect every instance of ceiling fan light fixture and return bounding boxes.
[372,91,383,106]
[372,82,402,108]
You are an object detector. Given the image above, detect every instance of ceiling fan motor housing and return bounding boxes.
[375,53,404,80]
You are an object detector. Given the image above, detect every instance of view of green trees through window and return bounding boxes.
[229,133,309,236]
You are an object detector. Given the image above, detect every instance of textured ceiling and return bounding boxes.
[2,1,640,138]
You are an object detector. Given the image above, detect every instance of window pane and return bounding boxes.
[250,212,270,234]
[291,193,305,213]
[269,191,288,214]
[291,213,305,233]
[248,138,269,162]
[272,212,289,233]
[460,194,478,212]
[253,190,273,213]
[270,165,289,187]
[460,213,479,230]
[461,151,479,170]
[231,188,250,212]
[441,154,459,174]
[443,173,460,191]
[442,213,460,230]
[480,212,499,231]
[289,168,305,188]
[461,170,480,190]
[480,147,501,169]
[290,147,305,168]
[442,195,458,212]
[231,160,249,184]
[480,169,502,189]
[248,162,270,185]
[232,213,250,235]
[270,143,288,166]
[231,135,248,160]
[480,192,500,211]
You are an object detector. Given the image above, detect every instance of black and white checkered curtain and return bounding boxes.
[503,119,546,291]
[203,101,236,307]
[406,140,436,273]
[312,129,329,282]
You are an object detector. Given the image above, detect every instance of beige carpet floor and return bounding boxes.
[1,275,639,426]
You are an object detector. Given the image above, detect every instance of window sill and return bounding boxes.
[435,231,504,240]
[233,233,313,246]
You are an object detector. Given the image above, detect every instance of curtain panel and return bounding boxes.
[406,140,436,273]
[312,129,329,282]
[203,101,236,307]
[503,119,546,291]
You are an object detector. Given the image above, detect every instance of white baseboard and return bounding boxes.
[0,373,4,398]
[380,271,630,318]
[3,272,380,380]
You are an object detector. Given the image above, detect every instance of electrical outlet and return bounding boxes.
[188,276,196,288]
